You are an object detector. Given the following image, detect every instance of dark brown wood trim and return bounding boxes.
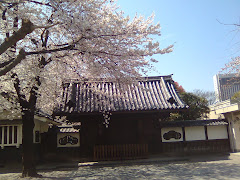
[182,127,186,142]
[55,107,188,117]
[204,126,208,140]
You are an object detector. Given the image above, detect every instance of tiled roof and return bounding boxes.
[58,123,81,133]
[59,75,187,113]
[59,127,79,133]
[160,119,228,127]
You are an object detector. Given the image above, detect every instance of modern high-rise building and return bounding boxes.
[213,73,240,102]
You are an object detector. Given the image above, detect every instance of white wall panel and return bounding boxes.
[207,125,228,140]
[185,126,205,141]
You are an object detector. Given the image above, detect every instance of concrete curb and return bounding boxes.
[39,152,231,171]
[1,152,231,172]
[37,157,190,171]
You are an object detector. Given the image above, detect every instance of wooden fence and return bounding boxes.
[94,144,148,161]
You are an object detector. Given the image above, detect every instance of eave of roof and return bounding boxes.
[35,110,62,125]
[0,110,62,125]
[0,119,22,125]
[160,119,228,127]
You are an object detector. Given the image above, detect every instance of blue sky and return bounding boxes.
[116,0,240,92]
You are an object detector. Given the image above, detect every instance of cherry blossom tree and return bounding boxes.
[223,56,240,74]
[0,0,173,177]
[221,20,240,74]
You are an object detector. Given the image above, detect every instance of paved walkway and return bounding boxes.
[0,152,240,179]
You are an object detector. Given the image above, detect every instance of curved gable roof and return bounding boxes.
[59,75,187,113]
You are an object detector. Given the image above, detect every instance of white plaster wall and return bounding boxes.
[33,120,50,143]
[34,120,41,132]
[57,133,80,147]
[161,127,183,142]
[39,122,49,133]
[224,113,240,152]
[185,126,206,141]
[33,120,41,143]
[34,120,49,133]
[208,110,224,119]
[207,125,228,140]
[232,121,240,151]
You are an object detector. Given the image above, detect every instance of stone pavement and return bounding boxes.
[0,152,233,173]
[1,152,240,179]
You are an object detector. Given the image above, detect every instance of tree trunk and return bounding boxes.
[21,109,41,177]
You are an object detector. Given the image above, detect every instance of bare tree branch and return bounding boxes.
[28,0,54,9]
[0,39,76,76]
[26,44,77,55]
[11,73,28,108]
[29,76,41,108]
[217,19,240,27]
[0,49,26,76]
[0,19,34,55]
[0,19,58,56]
[0,57,15,68]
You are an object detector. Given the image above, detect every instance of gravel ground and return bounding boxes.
[1,153,240,180]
